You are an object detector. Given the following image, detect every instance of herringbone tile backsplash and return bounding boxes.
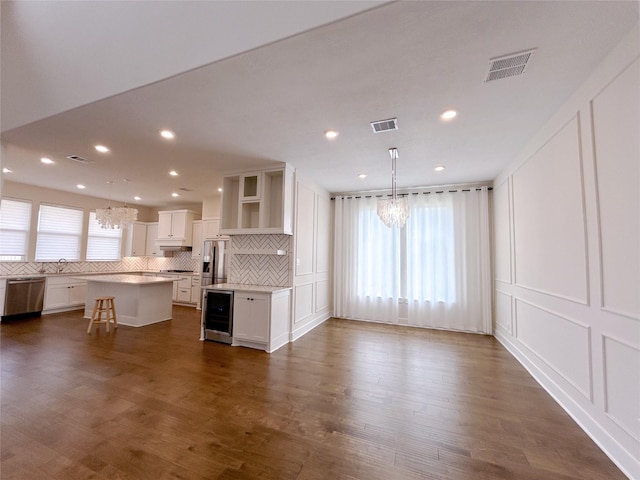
[0,252,199,276]
[228,235,292,287]
[1,237,290,288]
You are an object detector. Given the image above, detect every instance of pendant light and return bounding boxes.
[96,180,138,229]
[377,147,409,228]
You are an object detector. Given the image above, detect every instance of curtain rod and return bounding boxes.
[331,185,492,201]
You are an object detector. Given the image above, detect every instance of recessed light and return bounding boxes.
[217,187,223,192]
[160,130,175,139]
[95,145,109,153]
[324,130,339,139]
[41,157,54,164]
[169,170,178,176]
[358,173,367,179]
[172,192,179,197]
[2,167,12,173]
[76,184,86,189]
[440,109,457,120]
[134,196,141,201]
[434,165,446,172]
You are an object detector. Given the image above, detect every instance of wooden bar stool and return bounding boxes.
[87,296,118,333]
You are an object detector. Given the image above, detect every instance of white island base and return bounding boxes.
[80,275,177,327]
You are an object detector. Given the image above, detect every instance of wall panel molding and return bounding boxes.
[602,334,640,442]
[512,114,590,305]
[294,282,314,324]
[515,299,593,401]
[315,279,330,312]
[493,177,512,284]
[494,289,513,335]
[590,57,640,321]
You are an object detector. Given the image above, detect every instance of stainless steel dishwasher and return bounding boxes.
[3,277,46,319]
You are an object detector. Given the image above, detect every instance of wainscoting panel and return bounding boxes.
[316,195,331,274]
[515,299,592,400]
[493,179,512,284]
[295,183,315,276]
[294,282,314,324]
[315,279,330,312]
[603,335,640,441]
[512,115,589,305]
[591,57,640,320]
[494,290,513,335]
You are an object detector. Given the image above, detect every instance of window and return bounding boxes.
[0,198,32,261]
[86,211,122,261]
[334,189,491,332]
[355,199,455,302]
[35,204,83,261]
[356,208,401,298]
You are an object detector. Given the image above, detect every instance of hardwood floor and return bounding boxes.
[1,307,625,479]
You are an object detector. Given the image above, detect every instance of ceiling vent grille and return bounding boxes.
[66,154,95,164]
[484,48,536,82]
[370,118,398,133]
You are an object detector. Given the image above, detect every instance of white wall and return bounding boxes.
[493,26,639,478]
[291,172,332,340]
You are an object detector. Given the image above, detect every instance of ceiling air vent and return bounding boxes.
[66,154,95,164]
[370,117,398,133]
[178,187,194,192]
[484,48,536,82]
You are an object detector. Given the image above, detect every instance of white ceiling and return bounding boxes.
[1,1,638,207]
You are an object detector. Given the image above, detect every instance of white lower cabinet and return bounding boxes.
[233,294,269,343]
[0,279,6,316]
[175,276,192,303]
[232,288,291,352]
[44,277,87,312]
[191,276,202,307]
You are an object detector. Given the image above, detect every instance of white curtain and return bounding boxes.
[333,188,492,334]
[333,195,400,322]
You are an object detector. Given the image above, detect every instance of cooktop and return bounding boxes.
[162,269,194,273]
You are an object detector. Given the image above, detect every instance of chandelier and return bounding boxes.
[96,180,138,229]
[377,147,409,228]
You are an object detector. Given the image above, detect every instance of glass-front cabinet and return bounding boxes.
[240,173,261,201]
[220,164,294,235]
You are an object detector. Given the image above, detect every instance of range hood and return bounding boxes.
[159,245,192,252]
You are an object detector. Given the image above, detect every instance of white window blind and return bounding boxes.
[87,211,122,261]
[0,198,32,261]
[35,204,83,261]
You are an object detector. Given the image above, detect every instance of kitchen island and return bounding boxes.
[80,274,182,327]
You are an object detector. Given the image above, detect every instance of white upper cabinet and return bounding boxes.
[203,218,222,239]
[220,164,294,235]
[191,221,203,259]
[157,210,198,245]
[145,223,162,257]
[127,222,147,257]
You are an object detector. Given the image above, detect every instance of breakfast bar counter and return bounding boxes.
[79,274,181,327]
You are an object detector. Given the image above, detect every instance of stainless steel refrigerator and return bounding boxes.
[200,239,228,287]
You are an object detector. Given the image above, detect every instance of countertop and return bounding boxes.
[75,274,184,284]
[203,283,292,293]
[0,270,199,280]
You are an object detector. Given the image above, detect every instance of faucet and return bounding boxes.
[56,258,67,274]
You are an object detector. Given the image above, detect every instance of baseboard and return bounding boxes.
[269,331,289,353]
[290,311,330,342]
[495,332,639,479]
